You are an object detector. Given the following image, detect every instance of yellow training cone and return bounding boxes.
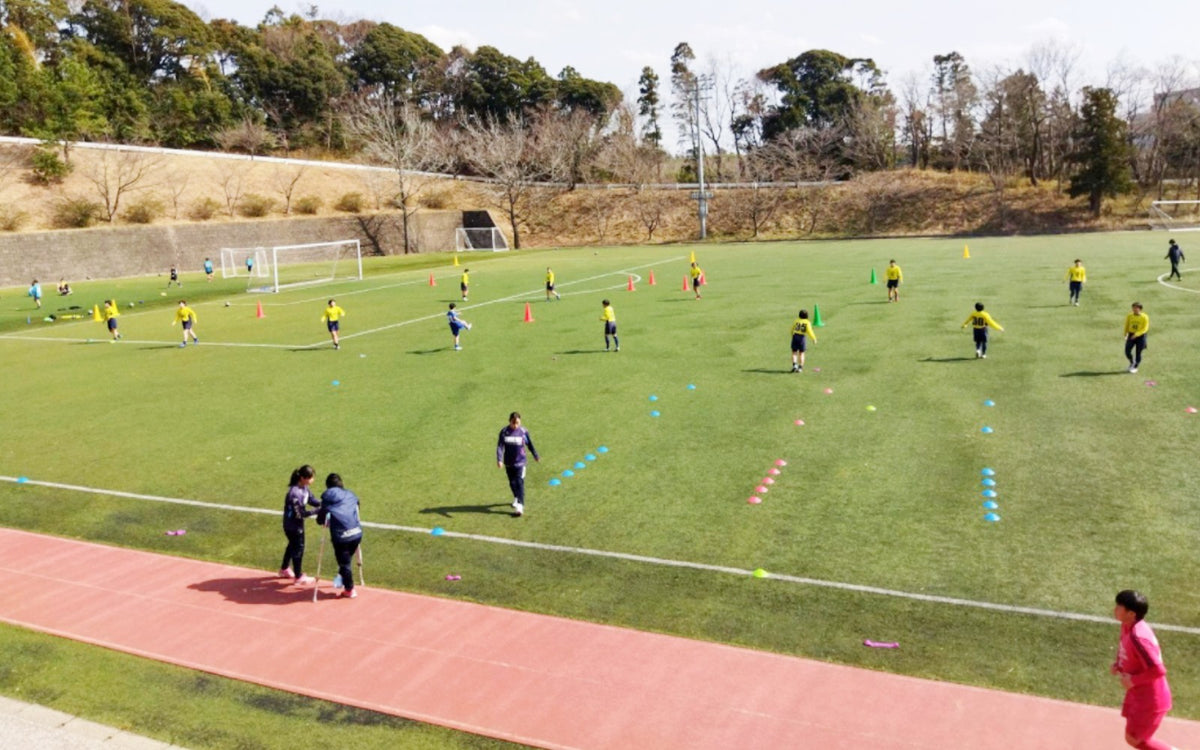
[453,253,459,267]
[963,244,970,259]
[689,250,696,264]
[92,305,102,321]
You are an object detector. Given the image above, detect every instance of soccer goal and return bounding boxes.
[1149,200,1200,232]
[455,227,509,252]
[219,240,363,293]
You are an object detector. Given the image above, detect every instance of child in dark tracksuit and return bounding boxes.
[280,465,320,583]
[317,473,363,598]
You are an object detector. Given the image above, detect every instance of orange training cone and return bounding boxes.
[523,302,534,323]
[682,274,690,291]
[429,273,436,286]
[255,300,265,318]
[627,275,636,292]
[648,269,656,285]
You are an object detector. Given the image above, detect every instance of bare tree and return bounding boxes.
[459,114,563,250]
[165,171,190,219]
[81,149,161,222]
[343,95,445,253]
[736,148,786,237]
[697,54,735,181]
[532,107,605,188]
[215,118,277,156]
[594,103,660,187]
[898,71,933,169]
[270,165,307,215]
[633,191,669,241]
[217,162,248,218]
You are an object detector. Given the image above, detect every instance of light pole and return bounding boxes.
[690,75,714,240]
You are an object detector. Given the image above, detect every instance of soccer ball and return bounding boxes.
[160,292,167,296]
[128,302,134,308]
[224,301,231,307]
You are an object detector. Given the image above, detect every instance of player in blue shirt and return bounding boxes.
[447,303,472,350]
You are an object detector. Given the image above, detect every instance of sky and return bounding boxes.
[190,0,1200,149]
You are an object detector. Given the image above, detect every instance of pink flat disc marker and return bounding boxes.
[863,639,900,648]
[445,574,462,581]
[747,496,762,504]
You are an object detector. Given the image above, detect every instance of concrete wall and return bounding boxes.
[0,210,477,287]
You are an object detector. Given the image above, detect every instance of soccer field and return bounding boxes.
[2,232,1199,727]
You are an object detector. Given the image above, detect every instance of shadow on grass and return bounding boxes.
[1059,370,1129,377]
[555,349,614,355]
[659,297,702,303]
[188,576,318,605]
[847,300,892,305]
[919,356,976,363]
[408,347,450,355]
[419,502,514,518]
[138,344,188,350]
[742,368,794,375]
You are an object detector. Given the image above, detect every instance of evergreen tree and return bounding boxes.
[637,66,661,146]
[1068,87,1133,217]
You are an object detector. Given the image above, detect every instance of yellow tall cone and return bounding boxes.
[963,244,970,259]
[689,250,696,264]
[92,305,102,321]
[453,253,459,267]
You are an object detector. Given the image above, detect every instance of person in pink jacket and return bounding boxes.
[1111,590,1174,750]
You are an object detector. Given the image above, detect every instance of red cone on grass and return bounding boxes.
[682,275,690,291]
[627,275,636,291]
[255,300,265,318]
[648,269,656,285]
[523,302,534,323]
[428,273,436,286]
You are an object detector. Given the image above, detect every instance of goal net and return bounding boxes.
[1149,200,1200,231]
[455,227,509,252]
[219,240,363,293]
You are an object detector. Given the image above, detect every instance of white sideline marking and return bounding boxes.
[1157,268,1199,293]
[4,474,1199,635]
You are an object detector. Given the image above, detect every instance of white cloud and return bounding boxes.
[860,33,883,47]
[1025,17,1072,38]
[417,24,482,53]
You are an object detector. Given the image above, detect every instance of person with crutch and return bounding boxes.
[315,473,363,599]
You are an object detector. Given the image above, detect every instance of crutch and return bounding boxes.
[312,524,328,603]
[356,544,365,586]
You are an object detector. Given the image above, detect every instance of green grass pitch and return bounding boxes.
[1,232,1199,746]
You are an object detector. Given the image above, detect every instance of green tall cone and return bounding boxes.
[869,268,877,284]
[813,304,824,327]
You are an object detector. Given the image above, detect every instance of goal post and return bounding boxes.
[455,227,509,252]
[218,240,362,292]
[1149,200,1200,232]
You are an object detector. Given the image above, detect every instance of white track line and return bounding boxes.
[1157,268,1199,293]
[4,474,1198,635]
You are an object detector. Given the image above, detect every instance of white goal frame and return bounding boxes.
[1149,200,1200,232]
[219,240,363,292]
[455,227,509,252]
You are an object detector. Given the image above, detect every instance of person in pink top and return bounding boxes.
[1111,590,1174,750]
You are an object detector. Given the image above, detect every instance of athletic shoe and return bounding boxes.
[791,365,799,373]
[334,343,339,349]
[341,589,357,599]
[331,574,344,590]
[1130,366,1139,374]
[453,345,462,351]
[179,342,186,348]
[466,323,472,330]
[278,568,295,579]
[192,337,199,345]
[296,575,315,584]
[981,354,987,359]
[615,347,620,352]
[513,502,524,517]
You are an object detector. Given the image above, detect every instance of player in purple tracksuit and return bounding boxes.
[497,411,539,517]
[280,465,319,583]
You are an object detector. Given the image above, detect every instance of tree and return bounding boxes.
[930,52,977,170]
[215,116,276,155]
[349,22,442,103]
[343,95,444,253]
[81,149,161,222]
[555,65,620,119]
[1068,87,1133,216]
[637,66,662,147]
[459,114,560,249]
[669,42,698,157]
[757,49,885,138]
[66,0,213,83]
[454,45,555,122]
[897,71,932,169]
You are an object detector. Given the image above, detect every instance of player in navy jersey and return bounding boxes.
[496,411,539,517]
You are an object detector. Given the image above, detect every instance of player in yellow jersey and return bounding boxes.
[961,302,1003,358]
[1066,259,1086,305]
[690,262,704,299]
[600,299,618,351]
[460,269,470,301]
[790,309,817,372]
[885,259,902,302]
[171,300,199,347]
[102,299,121,342]
[545,267,560,301]
[1123,302,1149,373]
[321,299,346,349]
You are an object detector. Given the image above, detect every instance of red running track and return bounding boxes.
[0,528,1197,749]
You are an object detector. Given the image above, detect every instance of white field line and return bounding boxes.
[1157,268,1200,293]
[4,474,1198,636]
[0,259,674,350]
